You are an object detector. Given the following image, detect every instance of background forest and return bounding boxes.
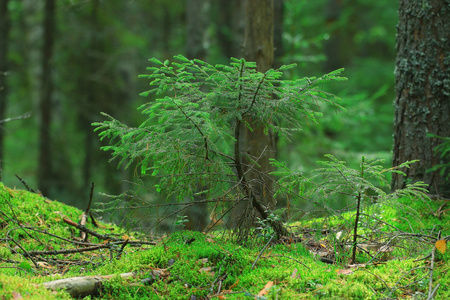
[1,0,397,206]
[1,1,450,298]
[3,0,447,235]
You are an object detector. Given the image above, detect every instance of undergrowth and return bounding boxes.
[1,181,449,299]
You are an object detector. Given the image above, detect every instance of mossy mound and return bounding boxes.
[1,182,449,299]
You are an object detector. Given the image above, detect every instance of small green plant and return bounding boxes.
[174,215,189,229]
[312,155,430,263]
[94,55,345,239]
[275,155,430,263]
[427,133,450,182]
[255,212,281,242]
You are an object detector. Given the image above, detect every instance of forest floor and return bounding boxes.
[0,181,449,300]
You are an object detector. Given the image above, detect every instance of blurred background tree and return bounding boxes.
[2,0,444,230]
[0,0,11,180]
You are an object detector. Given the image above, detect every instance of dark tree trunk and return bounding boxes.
[186,0,209,60]
[323,0,343,72]
[273,0,284,68]
[38,0,56,196]
[242,0,275,208]
[233,0,289,239]
[184,0,210,231]
[243,0,274,72]
[81,0,100,191]
[216,0,245,58]
[0,0,10,181]
[392,0,450,198]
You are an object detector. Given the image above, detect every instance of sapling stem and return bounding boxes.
[351,156,365,264]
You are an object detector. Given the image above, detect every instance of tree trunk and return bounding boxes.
[243,0,274,72]
[391,0,450,198]
[216,0,245,58]
[323,0,343,72]
[233,0,282,236]
[273,0,284,68]
[38,0,56,196]
[242,0,275,208]
[0,0,10,181]
[186,0,209,60]
[185,0,210,231]
[80,0,100,192]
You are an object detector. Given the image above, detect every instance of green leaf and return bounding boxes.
[149,57,163,65]
[19,261,34,273]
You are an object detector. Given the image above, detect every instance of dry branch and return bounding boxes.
[25,244,112,257]
[63,217,115,241]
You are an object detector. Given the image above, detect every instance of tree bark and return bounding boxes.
[38,0,56,196]
[0,0,10,180]
[232,0,286,237]
[184,0,210,231]
[242,0,275,209]
[392,0,450,198]
[243,0,274,72]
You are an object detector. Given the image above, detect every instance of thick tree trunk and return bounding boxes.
[38,0,56,196]
[242,0,275,208]
[185,0,210,231]
[0,0,10,180]
[243,0,274,72]
[232,0,286,237]
[392,0,450,197]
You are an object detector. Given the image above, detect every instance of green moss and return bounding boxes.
[1,182,449,299]
[0,274,72,300]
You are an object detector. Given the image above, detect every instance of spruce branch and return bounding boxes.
[94,56,345,239]
[242,72,268,116]
[171,97,209,160]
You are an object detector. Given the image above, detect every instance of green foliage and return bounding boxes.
[280,0,398,177]
[427,133,450,181]
[255,212,281,242]
[174,214,189,229]
[93,55,345,232]
[1,182,449,299]
[275,155,431,264]
[305,155,429,204]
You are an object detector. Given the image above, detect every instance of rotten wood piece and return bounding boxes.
[43,272,136,298]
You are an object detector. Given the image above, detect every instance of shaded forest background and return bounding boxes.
[1,0,398,213]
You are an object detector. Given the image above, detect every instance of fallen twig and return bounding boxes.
[63,217,115,241]
[427,232,440,300]
[15,175,36,193]
[252,232,276,270]
[265,254,311,270]
[63,217,156,246]
[116,239,129,259]
[25,244,113,257]
[80,182,95,241]
[9,238,39,269]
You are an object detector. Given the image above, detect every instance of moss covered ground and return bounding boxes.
[0,182,448,299]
